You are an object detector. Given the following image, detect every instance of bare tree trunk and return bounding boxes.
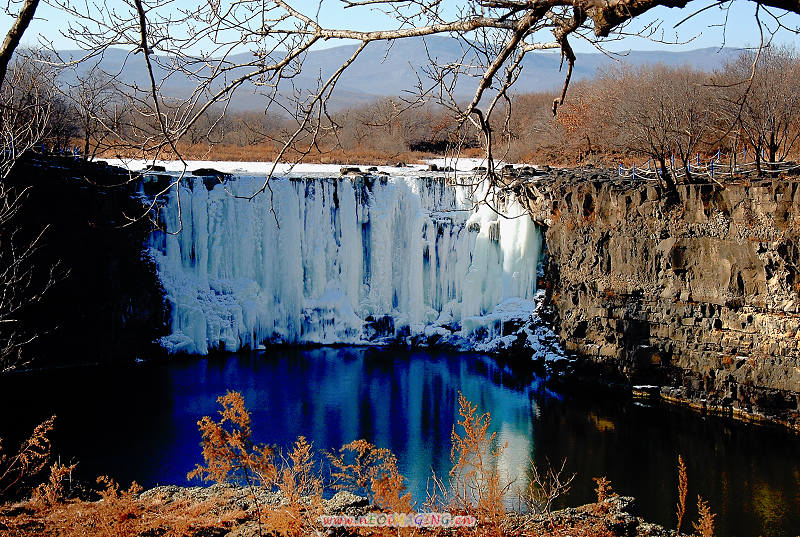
[83,117,90,161]
[768,133,778,175]
[658,156,675,191]
[0,0,40,87]
[755,146,762,175]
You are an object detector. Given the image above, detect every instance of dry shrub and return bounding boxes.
[154,493,246,537]
[188,390,324,536]
[693,495,716,537]
[0,416,55,501]
[432,392,510,535]
[84,476,144,535]
[31,462,76,507]
[0,412,245,536]
[4,477,144,537]
[676,455,688,533]
[188,391,278,491]
[263,436,324,536]
[520,458,575,517]
[328,438,413,512]
[593,476,613,503]
[590,476,615,516]
[6,392,712,537]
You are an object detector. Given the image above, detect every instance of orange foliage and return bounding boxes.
[0,416,55,501]
[693,495,716,537]
[3,478,245,536]
[188,390,324,536]
[444,392,509,534]
[593,476,613,503]
[32,462,76,508]
[676,455,688,533]
[328,439,413,513]
[0,392,712,537]
[188,390,277,488]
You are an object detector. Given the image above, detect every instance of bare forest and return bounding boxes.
[18,46,799,184]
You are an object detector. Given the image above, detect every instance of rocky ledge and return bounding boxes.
[523,168,800,432]
[138,485,675,536]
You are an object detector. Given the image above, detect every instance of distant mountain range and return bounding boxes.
[57,37,741,111]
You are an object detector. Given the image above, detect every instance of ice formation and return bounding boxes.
[147,172,547,354]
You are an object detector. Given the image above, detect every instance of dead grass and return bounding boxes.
[693,496,716,537]
[1,475,246,536]
[0,393,719,537]
[0,416,55,500]
[676,455,688,533]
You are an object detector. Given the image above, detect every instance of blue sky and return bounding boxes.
[3,0,798,53]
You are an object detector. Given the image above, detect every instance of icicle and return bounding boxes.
[148,175,541,354]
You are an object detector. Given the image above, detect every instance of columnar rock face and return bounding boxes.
[529,171,800,430]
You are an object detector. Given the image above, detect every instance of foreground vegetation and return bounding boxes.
[0,393,717,536]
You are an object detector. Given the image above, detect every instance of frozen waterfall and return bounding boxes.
[147,173,543,354]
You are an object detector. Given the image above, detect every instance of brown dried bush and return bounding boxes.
[0,416,55,501]
[676,455,688,533]
[328,438,413,512]
[693,495,716,537]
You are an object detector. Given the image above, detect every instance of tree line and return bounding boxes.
[539,45,800,183]
[28,46,798,184]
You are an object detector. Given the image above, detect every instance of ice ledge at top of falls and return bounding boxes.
[147,173,552,356]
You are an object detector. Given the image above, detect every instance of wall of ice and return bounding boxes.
[148,174,542,354]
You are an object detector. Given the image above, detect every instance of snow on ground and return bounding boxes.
[105,156,517,175]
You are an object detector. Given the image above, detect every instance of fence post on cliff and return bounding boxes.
[710,159,714,179]
[618,163,622,177]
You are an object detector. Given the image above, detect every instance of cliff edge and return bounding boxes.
[526,169,800,431]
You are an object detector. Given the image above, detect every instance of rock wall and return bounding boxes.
[528,170,800,431]
[5,154,167,367]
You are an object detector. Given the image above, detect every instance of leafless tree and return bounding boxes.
[0,0,39,87]
[0,0,63,372]
[0,54,64,372]
[664,66,713,183]
[45,96,80,151]
[715,45,800,174]
[35,0,799,204]
[59,64,123,159]
[0,52,56,177]
[604,64,714,185]
[0,185,60,373]
[610,65,678,188]
[519,458,574,516]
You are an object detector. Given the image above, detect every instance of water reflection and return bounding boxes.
[0,347,798,537]
[175,347,550,497]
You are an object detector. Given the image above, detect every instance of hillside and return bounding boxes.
[56,38,741,110]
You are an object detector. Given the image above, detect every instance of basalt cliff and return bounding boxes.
[527,170,800,431]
